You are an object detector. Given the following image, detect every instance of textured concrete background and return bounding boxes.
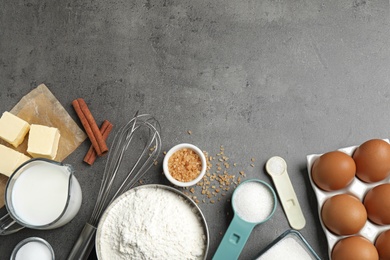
[0,0,389,259]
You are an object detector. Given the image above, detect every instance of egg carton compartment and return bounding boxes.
[306,141,390,259]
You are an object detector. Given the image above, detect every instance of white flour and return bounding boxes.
[98,186,206,260]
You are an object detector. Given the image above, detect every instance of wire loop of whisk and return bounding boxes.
[89,112,161,226]
[67,112,161,260]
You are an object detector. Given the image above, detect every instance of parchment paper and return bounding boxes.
[0,84,87,207]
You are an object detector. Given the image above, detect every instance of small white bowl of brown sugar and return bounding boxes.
[163,143,207,187]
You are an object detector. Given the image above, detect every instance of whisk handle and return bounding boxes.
[67,223,97,260]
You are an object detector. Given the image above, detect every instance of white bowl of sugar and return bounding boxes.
[163,143,207,187]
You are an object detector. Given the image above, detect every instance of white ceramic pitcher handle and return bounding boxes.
[0,212,24,235]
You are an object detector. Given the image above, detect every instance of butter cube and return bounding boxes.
[0,144,31,177]
[27,124,60,160]
[0,112,30,147]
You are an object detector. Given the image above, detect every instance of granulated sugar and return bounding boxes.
[257,236,313,260]
[233,181,274,223]
[98,186,207,260]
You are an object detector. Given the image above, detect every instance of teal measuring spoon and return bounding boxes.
[213,179,277,260]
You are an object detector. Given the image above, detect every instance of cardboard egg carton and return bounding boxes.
[306,140,390,259]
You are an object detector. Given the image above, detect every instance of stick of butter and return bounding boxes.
[0,111,30,148]
[0,144,31,177]
[27,124,61,160]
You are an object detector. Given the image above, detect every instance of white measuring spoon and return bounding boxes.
[266,156,306,230]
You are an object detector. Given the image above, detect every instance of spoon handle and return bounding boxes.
[266,156,306,230]
[212,215,255,260]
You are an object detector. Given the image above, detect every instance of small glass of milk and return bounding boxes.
[0,158,82,235]
[10,237,55,260]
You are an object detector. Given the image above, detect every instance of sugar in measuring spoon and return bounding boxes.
[213,179,277,260]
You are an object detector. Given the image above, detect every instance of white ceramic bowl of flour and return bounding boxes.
[95,184,209,260]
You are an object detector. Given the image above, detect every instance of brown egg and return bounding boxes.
[322,194,367,235]
[311,151,356,191]
[364,184,390,225]
[375,229,390,260]
[332,236,379,260]
[353,139,390,183]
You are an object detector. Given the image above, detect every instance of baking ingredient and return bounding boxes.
[12,163,69,225]
[15,241,52,260]
[0,144,30,177]
[72,98,108,156]
[190,146,245,204]
[0,111,30,148]
[353,139,390,183]
[375,229,390,260]
[98,187,206,260]
[311,151,355,191]
[212,180,275,260]
[168,148,202,182]
[331,236,378,260]
[233,181,274,223]
[364,184,390,225]
[321,194,367,235]
[8,84,87,162]
[257,236,313,260]
[27,124,60,160]
[83,120,113,165]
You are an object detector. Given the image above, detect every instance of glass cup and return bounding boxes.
[10,237,55,260]
[0,158,82,235]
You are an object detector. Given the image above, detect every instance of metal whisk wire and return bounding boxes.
[89,112,161,225]
[67,112,161,260]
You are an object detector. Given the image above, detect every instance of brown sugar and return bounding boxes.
[168,148,202,182]
[191,146,246,204]
[173,144,252,204]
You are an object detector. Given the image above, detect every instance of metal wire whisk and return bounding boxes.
[67,112,161,260]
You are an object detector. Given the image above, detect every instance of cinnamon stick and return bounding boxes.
[72,98,108,156]
[83,120,113,165]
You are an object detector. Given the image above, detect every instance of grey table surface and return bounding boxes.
[0,0,389,259]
